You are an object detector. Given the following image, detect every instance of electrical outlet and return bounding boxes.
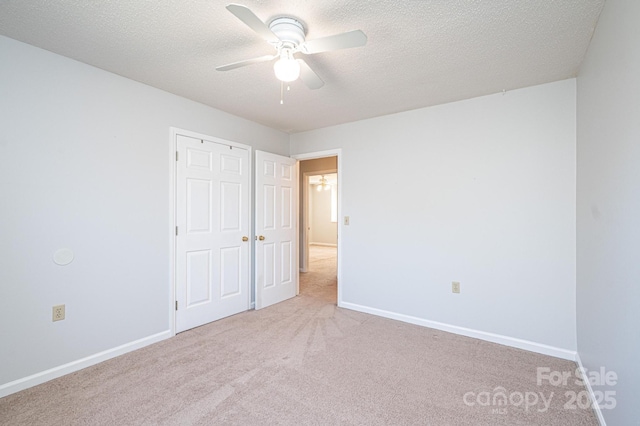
[452,282,461,294]
[52,304,65,321]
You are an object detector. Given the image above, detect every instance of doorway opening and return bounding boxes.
[298,156,338,304]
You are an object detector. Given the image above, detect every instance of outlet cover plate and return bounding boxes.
[53,304,65,321]
[452,282,460,294]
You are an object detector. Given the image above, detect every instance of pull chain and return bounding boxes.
[279,83,292,105]
[280,81,284,105]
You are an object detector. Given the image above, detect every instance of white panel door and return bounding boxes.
[255,151,298,309]
[176,135,250,333]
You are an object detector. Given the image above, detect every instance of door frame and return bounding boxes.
[169,127,253,336]
[291,149,343,307]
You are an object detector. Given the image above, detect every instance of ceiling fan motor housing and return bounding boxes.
[269,17,305,48]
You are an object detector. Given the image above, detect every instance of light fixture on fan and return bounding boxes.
[316,175,331,192]
[273,49,300,82]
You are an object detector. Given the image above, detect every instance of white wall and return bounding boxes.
[310,185,337,245]
[0,35,288,392]
[291,79,577,355]
[576,0,640,423]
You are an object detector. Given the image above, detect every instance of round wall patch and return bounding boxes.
[53,248,74,266]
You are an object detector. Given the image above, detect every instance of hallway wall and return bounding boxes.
[309,184,337,245]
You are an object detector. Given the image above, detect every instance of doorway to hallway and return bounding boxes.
[297,155,339,305]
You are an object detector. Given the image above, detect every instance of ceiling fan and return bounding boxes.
[216,4,367,90]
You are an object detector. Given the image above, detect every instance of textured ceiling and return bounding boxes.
[0,0,604,133]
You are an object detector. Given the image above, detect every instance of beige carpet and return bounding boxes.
[0,246,597,425]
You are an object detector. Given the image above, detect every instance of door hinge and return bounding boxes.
[176,226,178,236]
[175,301,178,311]
[176,151,179,161]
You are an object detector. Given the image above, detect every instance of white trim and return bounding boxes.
[169,128,178,337]
[340,301,577,361]
[293,150,341,161]
[575,353,607,425]
[309,242,337,247]
[0,330,171,398]
[295,160,300,296]
[292,149,343,307]
[301,171,309,273]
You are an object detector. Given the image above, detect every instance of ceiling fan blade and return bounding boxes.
[297,59,324,90]
[300,30,367,54]
[216,54,277,71]
[226,4,280,44]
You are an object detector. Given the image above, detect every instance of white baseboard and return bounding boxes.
[340,302,577,361]
[309,242,337,247]
[0,330,172,398]
[575,353,606,425]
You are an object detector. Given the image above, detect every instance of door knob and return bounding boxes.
[258,235,265,241]
[242,236,248,242]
